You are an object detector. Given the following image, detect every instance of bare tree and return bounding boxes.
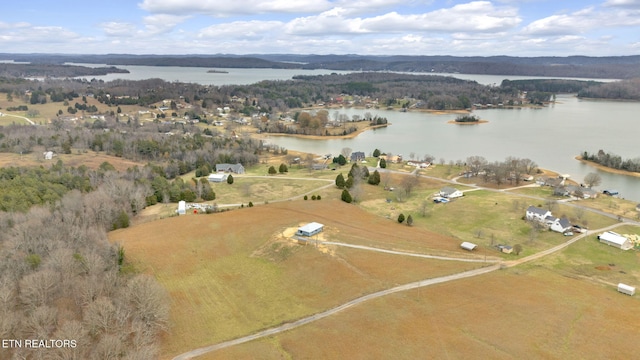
[584,172,602,188]
[341,147,352,160]
[401,173,419,197]
[19,269,60,309]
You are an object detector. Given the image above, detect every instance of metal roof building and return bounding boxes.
[296,222,324,237]
[598,231,633,250]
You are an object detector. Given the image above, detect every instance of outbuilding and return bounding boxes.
[460,242,478,251]
[177,200,186,215]
[617,283,635,296]
[208,173,228,182]
[598,231,633,250]
[296,222,324,237]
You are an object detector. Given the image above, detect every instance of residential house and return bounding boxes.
[439,187,463,199]
[215,163,245,174]
[350,151,365,162]
[497,245,513,254]
[549,217,572,233]
[525,206,552,222]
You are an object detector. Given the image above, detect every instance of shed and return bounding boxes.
[598,231,633,250]
[617,283,635,296]
[177,200,186,215]
[460,242,478,251]
[208,173,228,182]
[296,222,324,237]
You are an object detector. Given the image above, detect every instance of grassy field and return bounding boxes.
[109,200,484,358]
[0,149,145,172]
[203,266,640,360]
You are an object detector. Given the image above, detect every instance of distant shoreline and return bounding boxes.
[575,155,640,178]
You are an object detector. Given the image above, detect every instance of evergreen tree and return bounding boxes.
[279,163,288,173]
[368,170,381,185]
[380,158,387,168]
[397,213,405,223]
[227,174,234,184]
[268,166,277,175]
[335,173,346,188]
[373,148,381,157]
[406,215,413,226]
[341,189,353,203]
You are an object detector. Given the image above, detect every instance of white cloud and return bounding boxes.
[603,0,640,8]
[198,20,284,41]
[143,14,190,35]
[285,1,520,36]
[138,0,334,16]
[101,22,138,37]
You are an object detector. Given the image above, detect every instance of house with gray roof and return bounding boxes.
[525,206,552,222]
[215,163,245,174]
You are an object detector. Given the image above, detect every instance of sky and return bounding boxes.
[1,0,639,56]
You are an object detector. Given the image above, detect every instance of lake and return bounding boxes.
[77,65,639,202]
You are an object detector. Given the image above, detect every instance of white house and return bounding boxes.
[208,173,228,182]
[460,242,477,251]
[43,151,54,160]
[598,231,633,250]
[549,217,572,233]
[525,206,552,222]
[440,187,463,199]
[617,283,635,296]
[177,200,186,215]
[296,222,324,237]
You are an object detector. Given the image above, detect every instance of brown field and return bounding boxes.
[204,266,640,360]
[109,200,487,357]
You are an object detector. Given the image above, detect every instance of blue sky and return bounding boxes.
[1,0,639,56]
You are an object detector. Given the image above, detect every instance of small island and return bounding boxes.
[448,114,488,124]
[207,69,229,74]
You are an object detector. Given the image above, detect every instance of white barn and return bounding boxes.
[618,283,635,296]
[296,222,324,237]
[177,200,186,215]
[598,231,633,250]
[460,242,478,251]
[208,173,228,182]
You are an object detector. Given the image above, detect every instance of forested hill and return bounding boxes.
[2,53,640,79]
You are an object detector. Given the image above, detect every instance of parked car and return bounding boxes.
[563,231,574,236]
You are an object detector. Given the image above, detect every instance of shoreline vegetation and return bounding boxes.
[256,123,389,140]
[575,156,640,178]
[207,69,229,73]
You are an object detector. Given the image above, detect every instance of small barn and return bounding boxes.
[460,242,478,251]
[177,200,186,215]
[208,173,228,182]
[598,231,633,250]
[296,222,324,237]
[617,283,635,296]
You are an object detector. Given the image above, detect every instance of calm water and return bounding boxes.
[264,96,640,202]
[75,65,638,202]
[72,63,351,85]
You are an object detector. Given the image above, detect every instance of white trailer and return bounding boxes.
[617,283,635,296]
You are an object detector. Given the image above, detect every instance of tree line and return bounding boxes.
[582,150,640,173]
[0,169,169,359]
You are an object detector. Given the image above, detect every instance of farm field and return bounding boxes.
[109,200,487,357]
[202,266,640,360]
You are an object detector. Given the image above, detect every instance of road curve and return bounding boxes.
[171,264,500,360]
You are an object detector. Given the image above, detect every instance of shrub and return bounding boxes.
[397,213,405,223]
